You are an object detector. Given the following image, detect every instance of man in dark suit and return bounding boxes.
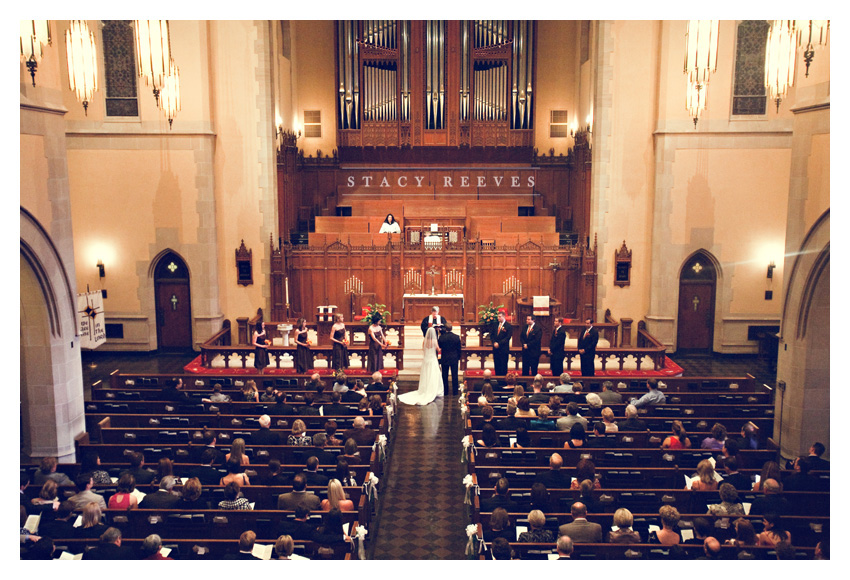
[496,402,522,431]
[491,311,512,376]
[321,391,349,416]
[719,456,752,492]
[37,500,76,540]
[299,393,320,415]
[534,453,573,489]
[190,430,226,465]
[341,381,368,403]
[308,434,338,466]
[139,476,181,509]
[188,448,225,485]
[480,478,519,513]
[276,505,317,541]
[558,502,603,543]
[161,377,192,403]
[520,315,542,376]
[807,442,830,470]
[268,392,297,415]
[421,306,444,336]
[119,451,156,485]
[82,527,135,560]
[438,321,462,396]
[251,414,281,446]
[260,459,291,486]
[365,371,387,392]
[548,317,567,377]
[301,456,330,486]
[748,479,791,516]
[577,318,599,377]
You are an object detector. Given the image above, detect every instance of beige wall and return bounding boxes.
[291,20,337,157]
[535,21,579,157]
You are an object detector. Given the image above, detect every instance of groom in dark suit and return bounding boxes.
[548,317,567,377]
[578,318,599,377]
[438,321,462,396]
[421,306,444,336]
[491,311,512,376]
[520,315,542,376]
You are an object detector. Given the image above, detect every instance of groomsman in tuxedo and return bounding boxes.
[578,318,599,377]
[520,315,542,376]
[548,317,567,377]
[421,306,444,336]
[491,311,512,376]
[437,321,462,396]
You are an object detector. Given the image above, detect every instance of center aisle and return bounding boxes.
[368,381,468,559]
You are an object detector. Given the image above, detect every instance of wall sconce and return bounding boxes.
[97,260,105,278]
[767,261,776,279]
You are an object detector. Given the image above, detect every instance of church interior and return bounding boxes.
[20,19,830,560]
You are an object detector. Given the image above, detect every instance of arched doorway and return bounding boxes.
[154,251,193,350]
[676,251,717,354]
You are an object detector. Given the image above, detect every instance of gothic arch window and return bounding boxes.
[101,20,139,117]
[732,20,769,116]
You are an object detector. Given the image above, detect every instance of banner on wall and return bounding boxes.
[77,290,106,349]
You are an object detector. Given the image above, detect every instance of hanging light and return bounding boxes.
[65,20,99,115]
[796,20,829,77]
[159,59,181,128]
[134,20,171,106]
[684,20,719,84]
[686,81,707,128]
[20,20,51,87]
[765,20,797,112]
[683,20,718,128]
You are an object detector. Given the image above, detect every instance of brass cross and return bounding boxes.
[692,295,700,311]
[426,265,440,296]
[171,294,179,310]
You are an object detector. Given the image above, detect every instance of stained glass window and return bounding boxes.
[101,20,139,117]
[732,20,769,116]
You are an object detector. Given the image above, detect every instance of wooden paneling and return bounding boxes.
[273,237,596,324]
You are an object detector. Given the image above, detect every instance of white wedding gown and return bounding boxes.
[399,327,443,406]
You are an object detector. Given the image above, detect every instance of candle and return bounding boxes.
[285,276,290,304]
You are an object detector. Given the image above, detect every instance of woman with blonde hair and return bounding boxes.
[180,477,206,509]
[31,480,59,508]
[651,505,681,546]
[688,459,718,491]
[517,510,554,543]
[226,438,250,465]
[274,535,295,559]
[74,502,107,538]
[288,419,312,446]
[608,508,641,543]
[241,379,260,402]
[601,407,618,432]
[320,479,354,511]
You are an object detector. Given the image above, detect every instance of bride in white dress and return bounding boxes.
[399,327,443,406]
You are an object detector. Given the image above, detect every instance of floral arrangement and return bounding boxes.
[363,303,391,325]
[477,301,503,326]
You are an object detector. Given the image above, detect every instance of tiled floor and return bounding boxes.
[61,349,777,559]
[367,384,469,560]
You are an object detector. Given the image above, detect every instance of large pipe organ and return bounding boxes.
[336,20,536,150]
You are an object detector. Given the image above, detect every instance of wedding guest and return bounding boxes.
[320,479,354,511]
[107,473,139,510]
[608,508,641,543]
[288,420,313,446]
[226,438,250,465]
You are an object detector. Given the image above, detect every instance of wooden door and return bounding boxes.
[677,282,715,352]
[154,252,193,350]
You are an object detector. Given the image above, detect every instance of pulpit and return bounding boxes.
[516,296,562,348]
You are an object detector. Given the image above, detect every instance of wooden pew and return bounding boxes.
[488,542,816,560]
[50,536,354,560]
[463,375,763,393]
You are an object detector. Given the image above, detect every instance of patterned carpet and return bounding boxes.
[368,383,469,560]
